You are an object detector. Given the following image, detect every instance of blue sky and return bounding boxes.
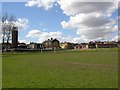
[2,1,118,43]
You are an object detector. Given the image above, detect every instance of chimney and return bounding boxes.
[51,38,53,40]
[12,27,18,48]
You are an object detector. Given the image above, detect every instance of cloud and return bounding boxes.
[61,12,117,41]
[19,39,29,44]
[58,1,115,16]
[25,0,56,10]
[61,13,112,29]
[72,37,85,43]
[26,29,62,43]
[26,29,86,43]
[1,18,29,31]
[60,2,118,42]
[112,35,119,41]
[15,18,29,30]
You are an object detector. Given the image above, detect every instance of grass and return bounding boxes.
[2,48,118,88]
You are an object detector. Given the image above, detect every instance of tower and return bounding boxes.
[12,27,18,48]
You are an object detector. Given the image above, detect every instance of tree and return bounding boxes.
[2,13,8,44]
[2,13,16,51]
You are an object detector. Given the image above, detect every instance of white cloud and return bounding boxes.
[19,39,29,44]
[60,2,118,42]
[15,18,29,30]
[112,35,118,41]
[25,0,37,7]
[72,37,85,43]
[25,0,56,10]
[26,29,62,43]
[26,29,86,43]
[61,13,112,29]
[61,12,117,41]
[58,1,115,16]
[1,18,29,31]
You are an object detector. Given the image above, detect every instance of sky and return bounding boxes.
[2,0,119,44]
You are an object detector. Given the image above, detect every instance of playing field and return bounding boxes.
[2,48,118,88]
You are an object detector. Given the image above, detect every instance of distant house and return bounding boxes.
[42,38,60,49]
[27,42,43,50]
[117,42,120,47]
[88,42,96,49]
[74,44,81,49]
[94,41,117,48]
[96,43,117,48]
[74,45,81,49]
[80,43,89,49]
[18,43,27,50]
[60,42,74,49]
[1,43,12,51]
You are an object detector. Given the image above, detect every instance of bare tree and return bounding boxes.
[2,13,16,51]
[2,13,8,43]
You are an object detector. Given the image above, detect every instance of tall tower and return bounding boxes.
[12,27,18,48]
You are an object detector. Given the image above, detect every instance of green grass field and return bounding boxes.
[2,48,118,88]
